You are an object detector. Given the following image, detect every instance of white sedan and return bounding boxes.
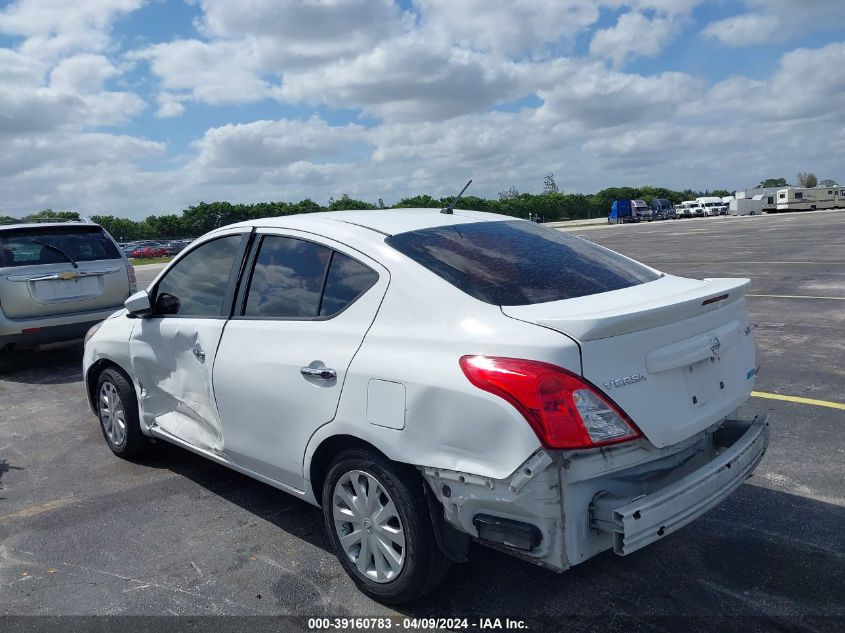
[83,208,769,603]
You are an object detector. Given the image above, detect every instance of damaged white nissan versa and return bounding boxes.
[83,208,769,603]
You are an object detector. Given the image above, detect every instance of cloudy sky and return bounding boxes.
[1,0,843,219]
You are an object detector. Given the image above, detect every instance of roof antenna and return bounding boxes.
[441,179,472,214]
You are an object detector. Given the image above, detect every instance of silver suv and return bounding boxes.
[0,219,135,350]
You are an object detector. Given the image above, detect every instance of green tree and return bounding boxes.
[394,194,441,208]
[327,194,376,211]
[758,178,788,188]
[797,172,817,188]
[23,209,80,221]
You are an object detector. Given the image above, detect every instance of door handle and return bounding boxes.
[300,366,336,381]
[192,344,206,362]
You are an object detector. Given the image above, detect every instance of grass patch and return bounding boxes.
[129,256,173,265]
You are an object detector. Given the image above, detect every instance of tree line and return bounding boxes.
[1,184,736,241]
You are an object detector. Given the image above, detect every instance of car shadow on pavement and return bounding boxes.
[141,442,844,623]
[0,344,83,384]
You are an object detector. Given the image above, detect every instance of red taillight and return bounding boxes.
[459,356,641,449]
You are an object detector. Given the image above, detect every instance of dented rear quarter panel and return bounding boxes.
[304,259,583,486]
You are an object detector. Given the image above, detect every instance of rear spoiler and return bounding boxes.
[502,277,750,341]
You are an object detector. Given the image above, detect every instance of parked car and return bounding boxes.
[650,198,676,220]
[129,246,168,258]
[163,241,188,256]
[83,209,768,604]
[0,219,135,349]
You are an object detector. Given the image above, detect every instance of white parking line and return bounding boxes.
[747,294,845,301]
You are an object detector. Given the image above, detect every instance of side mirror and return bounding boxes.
[125,290,152,318]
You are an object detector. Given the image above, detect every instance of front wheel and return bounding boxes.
[96,368,148,458]
[322,449,451,604]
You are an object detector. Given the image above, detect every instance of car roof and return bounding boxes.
[225,208,515,238]
[0,221,102,232]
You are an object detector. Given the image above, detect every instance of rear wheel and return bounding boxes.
[322,449,450,604]
[96,368,148,458]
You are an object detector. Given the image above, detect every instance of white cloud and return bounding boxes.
[191,117,369,172]
[701,13,781,46]
[702,0,845,47]
[132,39,273,106]
[198,0,407,68]
[0,0,843,218]
[49,54,119,92]
[590,11,681,68]
[0,131,164,214]
[0,50,144,134]
[279,34,526,121]
[154,92,185,119]
[413,0,601,55]
[535,61,699,128]
[0,0,144,59]
[692,41,845,124]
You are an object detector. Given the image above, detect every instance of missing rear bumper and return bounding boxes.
[590,415,770,555]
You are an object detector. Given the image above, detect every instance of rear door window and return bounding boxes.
[0,227,120,267]
[244,236,332,318]
[386,220,660,306]
[243,236,379,319]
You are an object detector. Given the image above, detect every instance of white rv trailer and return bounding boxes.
[730,195,766,215]
[735,188,777,213]
[775,186,845,211]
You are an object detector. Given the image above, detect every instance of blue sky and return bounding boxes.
[1,0,843,218]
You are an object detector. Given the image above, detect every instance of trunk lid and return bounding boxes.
[502,276,758,448]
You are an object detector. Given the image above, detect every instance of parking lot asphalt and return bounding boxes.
[1,211,843,630]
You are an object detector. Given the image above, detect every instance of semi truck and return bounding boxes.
[608,199,634,224]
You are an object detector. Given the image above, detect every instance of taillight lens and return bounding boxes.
[459,356,641,449]
[127,264,137,293]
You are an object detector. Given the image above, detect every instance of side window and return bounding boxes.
[244,236,331,318]
[154,235,242,317]
[319,252,379,317]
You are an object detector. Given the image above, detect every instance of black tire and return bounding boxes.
[322,449,451,604]
[95,367,148,459]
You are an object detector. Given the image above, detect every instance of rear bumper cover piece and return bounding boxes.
[0,306,122,348]
[590,415,769,555]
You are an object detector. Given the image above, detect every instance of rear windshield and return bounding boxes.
[0,227,121,268]
[385,220,660,306]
